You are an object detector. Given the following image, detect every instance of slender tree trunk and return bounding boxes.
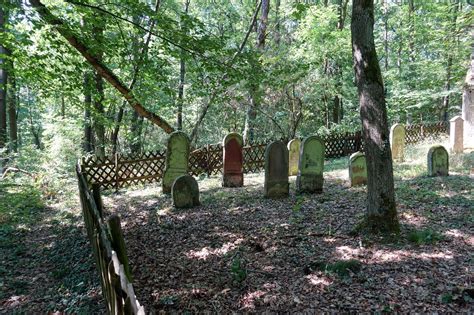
[257,0,269,49]
[83,72,93,153]
[383,0,389,71]
[26,87,41,149]
[275,0,280,46]
[407,0,415,78]
[7,58,17,152]
[351,0,399,233]
[440,1,459,122]
[92,17,106,158]
[0,6,7,149]
[177,0,190,130]
[332,0,348,125]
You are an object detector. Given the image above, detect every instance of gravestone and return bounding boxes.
[222,133,244,187]
[462,45,474,148]
[172,175,200,208]
[287,138,301,176]
[264,141,289,198]
[162,131,190,194]
[390,123,406,162]
[427,145,449,177]
[449,116,464,154]
[296,136,325,193]
[349,151,367,187]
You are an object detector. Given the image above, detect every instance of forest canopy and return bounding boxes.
[0,0,472,157]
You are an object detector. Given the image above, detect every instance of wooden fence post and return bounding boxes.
[115,153,119,191]
[206,144,211,176]
[92,184,104,218]
[108,215,133,282]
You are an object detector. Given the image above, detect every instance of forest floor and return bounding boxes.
[103,139,473,313]
[0,138,473,313]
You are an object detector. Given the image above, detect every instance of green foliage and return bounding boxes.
[231,253,247,283]
[407,228,443,245]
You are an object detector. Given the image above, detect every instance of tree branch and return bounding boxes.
[29,0,175,134]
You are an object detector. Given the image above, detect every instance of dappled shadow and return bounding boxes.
[0,183,103,314]
[104,168,472,312]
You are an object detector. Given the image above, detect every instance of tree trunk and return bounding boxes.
[274,0,280,46]
[83,72,93,153]
[7,57,17,152]
[257,0,269,49]
[92,18,106,158]
[351,0,399,233]
[29,0,175,134]
[177,0,190,130]
[407,0,415,78]
[0,6,7,149]
[383,0,389,71]
[440,1,459,122]
[243,85,259,144]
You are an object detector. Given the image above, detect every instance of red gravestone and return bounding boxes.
[223,133,243,187]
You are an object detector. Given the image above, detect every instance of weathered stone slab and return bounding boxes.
[264,141,289,198]
[349,151,367,187]
[427,145,449,177]
[390,123,406,162]
[162,131,190,194]
[296,136,324,193]
[223,133,244,187]
[172,175,200,208]
[449,116,464,154]
[288,138,301,176]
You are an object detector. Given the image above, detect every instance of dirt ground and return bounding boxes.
[104,155,473,313]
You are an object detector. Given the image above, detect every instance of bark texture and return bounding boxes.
[351,0,399,233]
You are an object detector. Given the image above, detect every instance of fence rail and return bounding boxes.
[82,122,448,190]
[76,165,145,314]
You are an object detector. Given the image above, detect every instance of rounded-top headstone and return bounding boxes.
[162,131,190,194]
[222,133,244,187]
[349,151,367,187]
[390,123,406,162]
[264,140,289,198]
[172,174,200,208]
[288,138,301,176]
[427,145,449,177]
[296,136,325,193]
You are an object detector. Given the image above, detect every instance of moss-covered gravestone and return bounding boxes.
[223,133,244,187]
[287,138,301,176]
[264,141,289,198]
[427,145,449,177]
[162,131,190,194]
[390,123,406,162]
[349,151,367,187]
[172,175,200,208]
[296,136,324,193]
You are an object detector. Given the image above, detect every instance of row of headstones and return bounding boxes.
[389,116,465,163]
[164,119,457,208]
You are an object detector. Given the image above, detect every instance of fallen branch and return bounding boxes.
[29,0,175,134]
[1,167,32,179]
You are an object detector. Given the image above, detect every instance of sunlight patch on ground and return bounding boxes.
[306,274,333,287]
[444,229,474,245]
[336,245,362,260]
[240,290,266,310]
[400,212,428,227]
[369,249,454,263]
[186,239,244,260]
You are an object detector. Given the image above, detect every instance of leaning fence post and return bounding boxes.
[92,184,104,218]
[108,215,133,282]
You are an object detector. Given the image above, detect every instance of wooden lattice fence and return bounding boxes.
[406,122,448,144]
[81,122,448,190]
[76,165,144,314]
